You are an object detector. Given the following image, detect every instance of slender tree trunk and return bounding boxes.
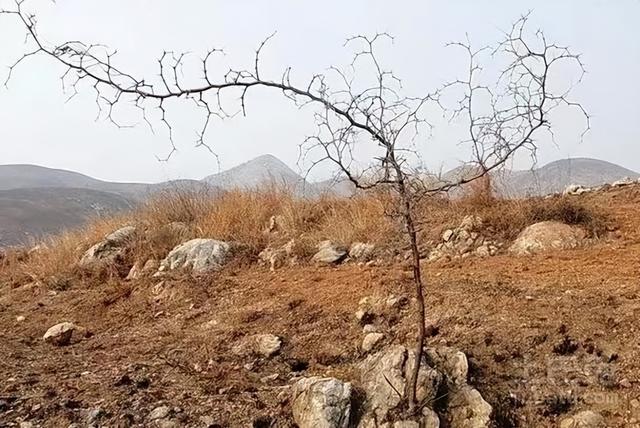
[397,180,426,414]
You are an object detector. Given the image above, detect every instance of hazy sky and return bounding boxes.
[0,0,638,183]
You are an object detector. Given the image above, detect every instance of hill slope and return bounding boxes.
[0,187,134,246]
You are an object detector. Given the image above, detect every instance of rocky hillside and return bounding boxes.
[1,182,638,426]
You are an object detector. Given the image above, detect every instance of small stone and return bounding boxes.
[16,315,25,322]
[149,405,171,420]
[619,378,632,388]
[19,422,34,428]
[200,416,217,427]
[86,407,104,424]
[254,334,282,357]
[442,229,454,242]
[43,322,76,346]
[261,373,280,383]
[362,333,385,352]
[363,324,378,334]
[559,410,605,428]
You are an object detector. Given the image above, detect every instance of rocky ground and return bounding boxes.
[1,184,640,427]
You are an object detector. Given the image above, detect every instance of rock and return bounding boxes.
[233,334,282,358]
[362,324,378,334]
[612,177,633,187]
[509,221,585,255]
[447,386,492,428]
[259,239,296,271]
[19,422,34,428]
[86,407,104,424]
[312,241,348,265]
[349,242,376,261]
[158,239,231,274]
[355,309,374,324]
[564,184,590,196]
[265,215,286,233]
[79,226,136,267]
[359,345,442,422]
[292,376,352,428]
[43,322,76,346]
[126,261,143,280]
[362,333,384,352]
[148,405,171,420]
[460,215,483,231]
[16,315,25,322]
[559,410,605,428]
[200,415,217,427]
[425,346,469,386]
[442,229,454,242]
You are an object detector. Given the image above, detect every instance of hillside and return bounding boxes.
[0,187,134,247]
[499,158,639,196]
[0,184,639,426]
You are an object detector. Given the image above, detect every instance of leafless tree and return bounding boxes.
[1,2,588,416]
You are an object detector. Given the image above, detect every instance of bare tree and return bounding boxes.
[1,2,588,416]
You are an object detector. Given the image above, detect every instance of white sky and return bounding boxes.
[0,0,638,183]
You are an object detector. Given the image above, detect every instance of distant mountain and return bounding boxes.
[497,158,640,196]
[203,154,316,195]
[0,187,134,246]
[0,164,207,201]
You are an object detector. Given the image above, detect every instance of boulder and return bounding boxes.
[312,241,348,265]
[43,322,75,346]
[292,377,352,428]
[349,243,376,261]
[425,346,469,387]
[509,221,585,255]
[79,226,136,267]
[447,386,492,428]
[358,345,442,422]
[559,411,605,428]
[158,239,231,274]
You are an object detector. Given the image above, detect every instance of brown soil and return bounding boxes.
[2,185,640,427]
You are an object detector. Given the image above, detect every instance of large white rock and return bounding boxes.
[509,221,585,255]
[158,239,231,274]
[292,377,352,428]
[79,226,136,267]
[43,322,76,346]
[358,345,442,422]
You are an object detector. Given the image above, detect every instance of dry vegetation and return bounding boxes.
[0,187,609,289]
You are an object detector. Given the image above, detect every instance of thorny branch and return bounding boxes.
[1,2,589,414]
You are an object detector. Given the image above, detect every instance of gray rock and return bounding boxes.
[79,225,136,267]
[312,241,348,265]
[158,239,231,274]
[349,242,376,261]
[559,411,605,428]
[292,376,352,428]
[86,407,104,424]
[509,221,585,255]
[362,333,384,353]
[148,405,171,421]
[43,322,75,346]
[358,345,442,422]
[233,334,282,358]
[425,346,469,386]
[447,386,492,428]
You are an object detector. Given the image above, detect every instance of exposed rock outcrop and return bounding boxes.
[509,221,585,255]
[157,239,231,274]
[312,241,348,265]
[79,226,136,267]
[292,377,352,428]
[428,216,501,262]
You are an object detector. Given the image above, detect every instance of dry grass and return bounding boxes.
[0,186,610,288]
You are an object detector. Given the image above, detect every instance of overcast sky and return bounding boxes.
[0,0,638,183]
